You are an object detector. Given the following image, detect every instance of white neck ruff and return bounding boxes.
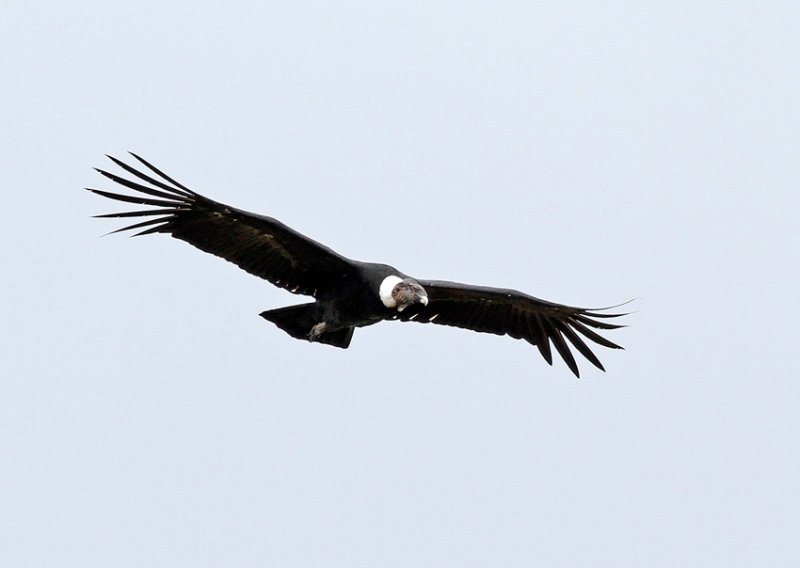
[379,275,403,308]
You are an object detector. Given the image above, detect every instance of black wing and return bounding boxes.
[396,280,626,377]
[87,153,354,297]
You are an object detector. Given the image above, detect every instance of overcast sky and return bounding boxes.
[3,1,798,566]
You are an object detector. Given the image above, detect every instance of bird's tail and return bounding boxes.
[259,303,354,349]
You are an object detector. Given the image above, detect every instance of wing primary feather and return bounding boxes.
[571,320,624,350]
[106,216,171,235]
[582,310,629,319]
[130,223,171,237]
[128,152,194,193]
[555,321,605,371]
[93,209,176,219]
[94,168,186,201]
[548,322,580,377]
[105,154,194,197]
[86,188,181,208]
[574,314,626,330]
[527,314,553,366]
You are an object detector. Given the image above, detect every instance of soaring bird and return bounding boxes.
[88,153,626,377]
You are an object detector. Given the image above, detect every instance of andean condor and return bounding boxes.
[88,153,627,377]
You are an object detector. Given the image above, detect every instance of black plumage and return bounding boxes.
[88,153,627,377]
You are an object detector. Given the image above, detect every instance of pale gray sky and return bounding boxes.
[3,1,799,566]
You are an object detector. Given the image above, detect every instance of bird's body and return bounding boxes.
[260,261,410,348]
[89,154,626,377]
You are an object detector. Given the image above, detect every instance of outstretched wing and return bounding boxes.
[396,280,627,377]
[87,153,354,297]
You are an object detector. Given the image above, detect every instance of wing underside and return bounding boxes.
[87,153,354,297]
[396,280,627,377]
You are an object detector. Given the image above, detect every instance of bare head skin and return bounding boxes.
[380,276,428,311]
[393,279,428,311]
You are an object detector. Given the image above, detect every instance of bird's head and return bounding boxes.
[380,276,429,312]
